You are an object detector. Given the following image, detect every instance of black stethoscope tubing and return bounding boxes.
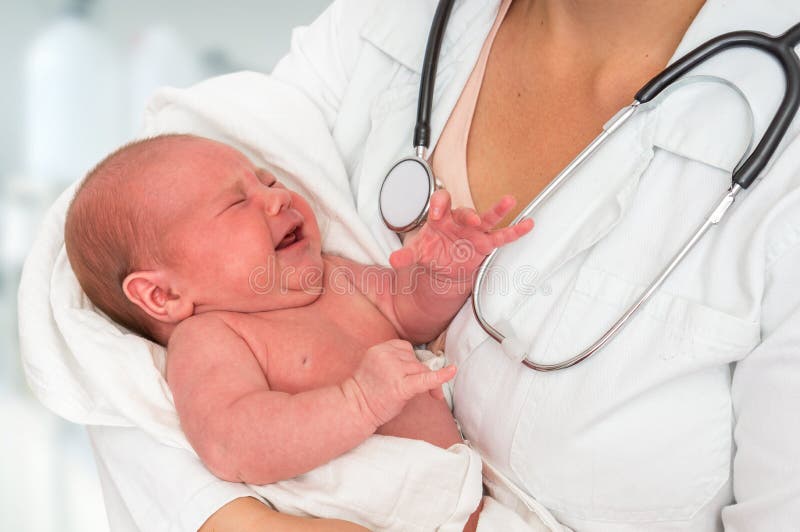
[414,0,457,152]
[637,22,800,190]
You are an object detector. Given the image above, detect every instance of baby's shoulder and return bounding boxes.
[171,310,288,359]
[166,312,275,391]
[169,311,250,351]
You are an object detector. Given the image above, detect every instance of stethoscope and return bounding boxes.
[379,0,800,371]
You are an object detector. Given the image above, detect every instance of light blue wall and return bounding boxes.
[0,0,332,179]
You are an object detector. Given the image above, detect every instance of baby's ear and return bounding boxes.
[122,271,193,324]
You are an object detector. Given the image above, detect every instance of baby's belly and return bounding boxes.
[250,309,397,394]
[266,338,381,394]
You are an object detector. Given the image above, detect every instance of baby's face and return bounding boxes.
[160,138,324,314]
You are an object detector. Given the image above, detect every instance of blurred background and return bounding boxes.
[0,0,330,529]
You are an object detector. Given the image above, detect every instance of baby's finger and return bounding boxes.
[514,217,535,236]
[480,195,517,229]
[489,218,534,248]
[384,338,415,352]
[404,365,457,396]
[508,217,534,240]
[389,247,417,270]
[428,190,452,221]
[452,207,482,228]
[429,385,445,401]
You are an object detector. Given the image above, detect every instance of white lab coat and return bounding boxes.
[87,0,800,530]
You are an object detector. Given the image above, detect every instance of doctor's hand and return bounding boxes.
[389,190,533,279]
[344,339,456,429]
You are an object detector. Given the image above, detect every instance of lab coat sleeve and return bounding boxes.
[723,241,800,530]
[87,425,258,532]
[271,0,378,129]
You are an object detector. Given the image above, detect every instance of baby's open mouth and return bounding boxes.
[276,222,304,251]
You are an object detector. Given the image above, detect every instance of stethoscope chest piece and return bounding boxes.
[380,156,435,233]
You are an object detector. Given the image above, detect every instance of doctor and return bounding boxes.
[86,0,800,530]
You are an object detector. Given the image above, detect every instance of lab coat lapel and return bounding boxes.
[360,0,499,76]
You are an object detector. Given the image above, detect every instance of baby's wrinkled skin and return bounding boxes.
[114,137,531,530]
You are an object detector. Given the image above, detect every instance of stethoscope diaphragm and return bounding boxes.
[379,156,435,233]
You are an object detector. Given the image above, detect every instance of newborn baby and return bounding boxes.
[64,134,532,530]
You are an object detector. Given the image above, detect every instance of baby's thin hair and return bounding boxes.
[65,134,197,343]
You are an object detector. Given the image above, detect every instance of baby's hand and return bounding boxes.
[344,339,456,429]
[389,190,533,280]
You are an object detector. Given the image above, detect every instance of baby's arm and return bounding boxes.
[389,192,532,343]
[349,191,532,344]
[166,313,454,485]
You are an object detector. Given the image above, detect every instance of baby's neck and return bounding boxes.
[152,321,175,347]
[158,254,346,346]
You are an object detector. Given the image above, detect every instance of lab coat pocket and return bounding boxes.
[508,266,759,524]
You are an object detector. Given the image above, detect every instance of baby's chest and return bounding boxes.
[247,296,398,393]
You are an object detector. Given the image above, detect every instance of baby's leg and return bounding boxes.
[377,393,462,449]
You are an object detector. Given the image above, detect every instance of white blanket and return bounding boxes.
[19,71,547,531]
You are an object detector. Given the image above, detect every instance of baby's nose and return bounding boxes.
[261,187,292,215]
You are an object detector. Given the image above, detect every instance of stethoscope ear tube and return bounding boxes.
[636,22,800,190]
[414,0,456,150]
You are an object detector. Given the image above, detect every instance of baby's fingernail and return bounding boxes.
[432,207,440,218]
